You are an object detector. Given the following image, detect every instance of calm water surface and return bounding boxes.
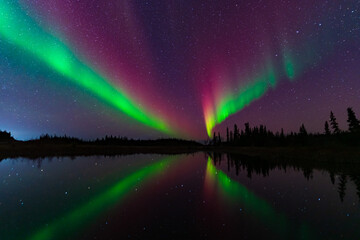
[0,153,359,240]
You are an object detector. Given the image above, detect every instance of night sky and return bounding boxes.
[0,0,359,140]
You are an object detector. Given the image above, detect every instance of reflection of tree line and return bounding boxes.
[210,152,360,202]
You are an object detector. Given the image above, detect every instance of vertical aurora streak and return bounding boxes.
[202,32,340,137]
[199,1,358,137]
[0,1,176,136]
[203,59,288,137]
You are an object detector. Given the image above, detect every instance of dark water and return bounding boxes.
[0,153,359,240]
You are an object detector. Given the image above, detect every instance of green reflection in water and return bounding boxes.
[205,157,314,240]
[28,156,174,240]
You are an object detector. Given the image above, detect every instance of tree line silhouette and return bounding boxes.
[1,107,359,147]
[0,130,13,142]
[211,107,360,147]
[0,129,203,148]
[27,134,202,147]
[0,128,202,146]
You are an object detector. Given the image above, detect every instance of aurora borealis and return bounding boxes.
[0,1,359,139]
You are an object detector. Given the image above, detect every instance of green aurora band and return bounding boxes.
[205,157,314,239]
[28,156,174,240]
[204,21,343,137]
[204,54,298,137]
[0,2,175,135]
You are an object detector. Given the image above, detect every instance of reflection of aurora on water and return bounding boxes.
[205,156,314,240]
[28,156,174,240]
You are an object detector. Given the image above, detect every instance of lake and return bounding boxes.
[0,153,359,239]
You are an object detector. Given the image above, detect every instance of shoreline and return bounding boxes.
[1,142,359,163]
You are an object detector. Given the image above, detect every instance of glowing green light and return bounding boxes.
[205,157,315,239]
[28,157,174,240]
[284,52,296,80]
[205,157,287,236]
[205,64,277,137]
[204,51,306,137]
[0,2,174,135]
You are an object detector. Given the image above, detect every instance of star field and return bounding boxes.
[0,0,359,139]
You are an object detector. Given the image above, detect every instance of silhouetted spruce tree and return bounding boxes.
[218,132,221,144]
[253,126,259,136]
[347,107,360,133]
[324,121,331,135]
[299,124,308,136]
[234,124,239,141]
[280,128,285,138]
[259,125,264,135]
[226,127,229,142]
[244,122,251,136]
[213,132,217,145]
[230,131,233,142]
[330,111,340,134]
